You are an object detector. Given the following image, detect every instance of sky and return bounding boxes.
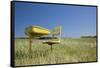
[14,2,97,38]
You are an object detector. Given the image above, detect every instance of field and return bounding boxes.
[15,38,97,66]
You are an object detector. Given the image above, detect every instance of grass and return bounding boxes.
[15,38,97,66]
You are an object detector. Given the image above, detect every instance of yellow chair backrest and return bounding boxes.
[51,26,61,39]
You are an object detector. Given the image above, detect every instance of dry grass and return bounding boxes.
[15,38,97,66]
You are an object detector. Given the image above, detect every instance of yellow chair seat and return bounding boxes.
[43,39,60,45]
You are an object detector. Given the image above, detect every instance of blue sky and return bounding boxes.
[14,2,96,38]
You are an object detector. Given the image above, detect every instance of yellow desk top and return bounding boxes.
[25,25,50,37]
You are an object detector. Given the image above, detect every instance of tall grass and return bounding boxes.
[15,38,97,66]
